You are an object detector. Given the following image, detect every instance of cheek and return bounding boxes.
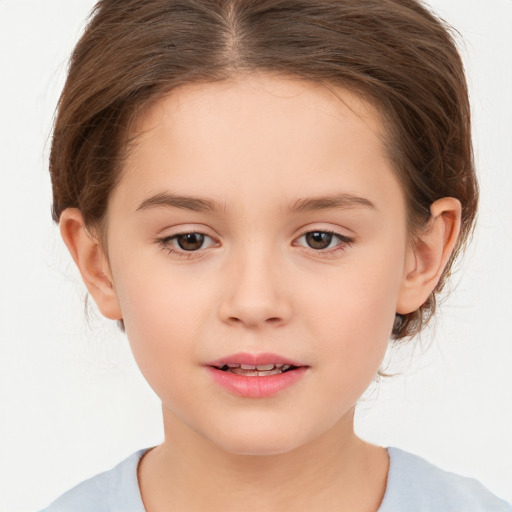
[311,288,396,416]
[300,258,402,335]
[296,252,403,382]
[110,259,213,383]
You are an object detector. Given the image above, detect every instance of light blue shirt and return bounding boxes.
[40,447,511,511]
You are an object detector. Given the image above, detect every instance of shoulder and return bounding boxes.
[38,448,150,512]
[379,447,512,512]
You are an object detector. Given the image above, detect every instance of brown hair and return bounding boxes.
[49,0,478,340]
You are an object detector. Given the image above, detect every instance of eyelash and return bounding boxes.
[157,230,354,259]
[294,230,353,255]
[157,232,217,259]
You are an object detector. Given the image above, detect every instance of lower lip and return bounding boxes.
[205,366,308,398]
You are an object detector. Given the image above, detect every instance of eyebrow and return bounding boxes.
[136,192,225,213]
[136,192,375,214]
[288,194,375,213]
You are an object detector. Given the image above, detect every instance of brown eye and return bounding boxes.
[175,233,205,251]
[305,231,334,250]
[295,230,353,253]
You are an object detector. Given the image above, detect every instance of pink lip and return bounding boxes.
[206,352,305,368]
[204,352,308,398]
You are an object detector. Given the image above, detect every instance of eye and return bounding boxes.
[158,232,216,255]
[295,230,353,251]
[174,233,207,251]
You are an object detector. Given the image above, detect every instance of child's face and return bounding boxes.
[102,75,413,455]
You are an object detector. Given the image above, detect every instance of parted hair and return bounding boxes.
[50,0,478,340]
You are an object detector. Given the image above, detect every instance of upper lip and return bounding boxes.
[205,352,307,368]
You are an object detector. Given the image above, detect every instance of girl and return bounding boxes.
[32,0,510,510]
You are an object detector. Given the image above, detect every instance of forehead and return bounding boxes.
[136,74,378,122]
[131,75,384,151]
[114,74,403,215]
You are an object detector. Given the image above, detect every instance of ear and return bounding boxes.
[396,197,462,314]
[59,208,122,320]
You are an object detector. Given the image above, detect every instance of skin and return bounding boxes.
[60,74,461,511]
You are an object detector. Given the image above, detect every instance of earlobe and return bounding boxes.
[59,208,122,320]
[396,197,462,315]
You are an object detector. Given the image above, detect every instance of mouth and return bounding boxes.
[205,353,308,398]
[214,363,299,376]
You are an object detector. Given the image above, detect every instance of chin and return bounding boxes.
[204,420,314,457]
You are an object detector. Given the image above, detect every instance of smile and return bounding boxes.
[216,363,296,376]
[205,353,308,398]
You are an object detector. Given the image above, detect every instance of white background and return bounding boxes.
[1,1,511,510]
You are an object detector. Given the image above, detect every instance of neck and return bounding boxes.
[138,407,389,512]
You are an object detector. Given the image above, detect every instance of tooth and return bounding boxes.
[258,369,282,376]
[281,364,291,371]
[256,364,275,371]
[231,368,259,376]
[227,363,239,368]
[240,364,257,370]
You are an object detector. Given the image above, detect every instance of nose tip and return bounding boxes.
[218,256,291,329]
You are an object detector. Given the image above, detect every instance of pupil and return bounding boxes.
[177,233,204,251]
[306,231,332,250]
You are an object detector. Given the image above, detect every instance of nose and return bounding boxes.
[218,246,292,329]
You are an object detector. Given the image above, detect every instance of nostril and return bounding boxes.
[227,315,281,322]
